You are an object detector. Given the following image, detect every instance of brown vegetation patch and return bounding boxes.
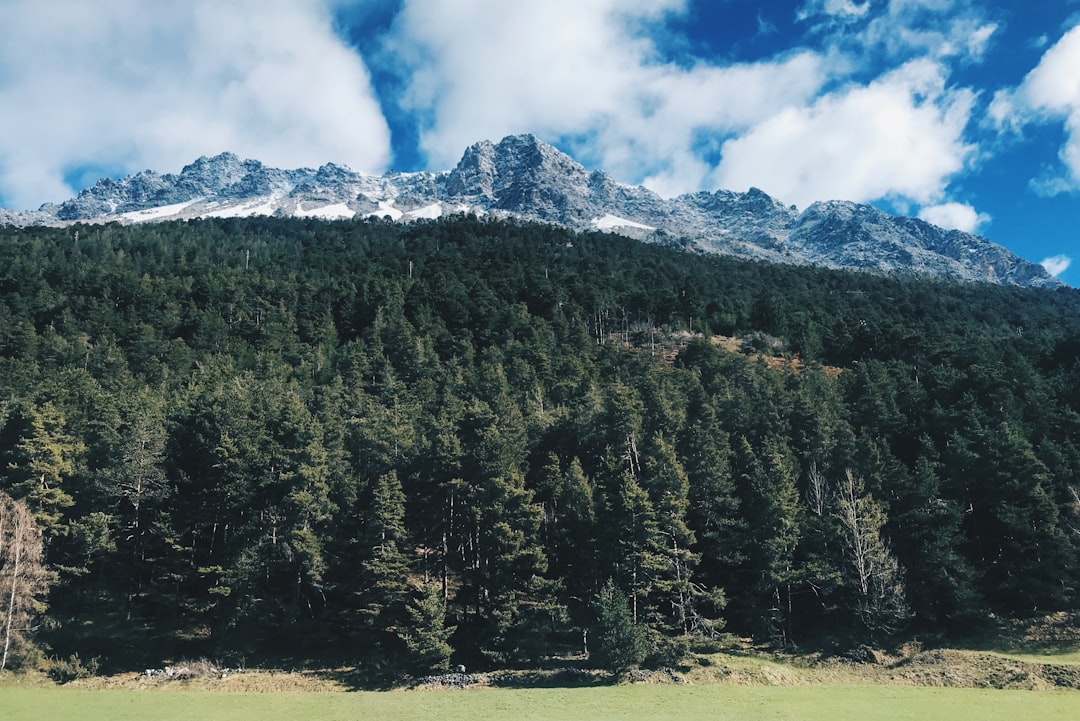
[882,650,1080,690]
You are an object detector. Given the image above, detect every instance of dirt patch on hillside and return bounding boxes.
[989,611,1080,655]
[880,649,1080,690]
[686,649,1080,690]
[684,621,1080,692]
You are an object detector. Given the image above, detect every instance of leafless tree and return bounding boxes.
[835,471,908,636]
[806,461,829,517]
[1,491,49,672]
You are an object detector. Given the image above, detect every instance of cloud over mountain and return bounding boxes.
[0,0,391,211]
[0,0,1077,285]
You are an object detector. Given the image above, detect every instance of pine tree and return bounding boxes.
[456,396,552,662]
[356,471,411,635]
[732,436,801,643]
[891,447,981,629]
[590,578,649,673]
[642,433,704,634]
[102,388,171,617]
[549,457,597,623]
[679,398,743,626]
[3,402,84,538]
[946,422,1071,612]
[401,581,455,674]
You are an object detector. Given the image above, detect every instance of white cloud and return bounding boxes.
[1011,25,1080,114]
[381,0,991,211]
[712,59,976,208]
[0,0,392,210]
[801,0,998,62]
[866,9,998,63]
[826,0,870,16]
[798,0,871,21]
[1041,254,1073,277]
[917,202,990,233]
[0,0,1005,224]
[987,23,1080,193]
[385,0,832,195]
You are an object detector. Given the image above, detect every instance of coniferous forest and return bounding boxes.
[0,215,1078,674]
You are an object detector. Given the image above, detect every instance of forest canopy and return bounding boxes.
[0,215,1078,673]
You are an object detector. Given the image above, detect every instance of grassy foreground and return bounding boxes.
[2,684,1079,721]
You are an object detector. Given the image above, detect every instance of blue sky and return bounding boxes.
[1,1,1078,285]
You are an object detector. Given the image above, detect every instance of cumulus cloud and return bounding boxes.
[712,59,976,208]
[384,0,832,196]
[1041,254,1073,277]
[917,202,990,233]
[0,0,1004,222]
[0,0,391,210]
[989,23,1080,194]
[380,0,992,212]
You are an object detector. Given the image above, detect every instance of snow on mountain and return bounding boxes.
[0,134,1061,288]
[295,203,356,220]
[591,214,656,231]
[407,203,444,220]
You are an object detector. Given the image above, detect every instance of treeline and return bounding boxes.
[0,215,1078,673]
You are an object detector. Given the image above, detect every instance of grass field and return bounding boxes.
[2,684,1079,721]
[987,648,1080,665]
[4,613,1077,720]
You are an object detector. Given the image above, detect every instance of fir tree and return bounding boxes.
[356,471,411,635]
[401,581,455,674]
[590,578,649,673]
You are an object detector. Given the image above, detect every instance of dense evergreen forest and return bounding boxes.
[0,215,1078,674]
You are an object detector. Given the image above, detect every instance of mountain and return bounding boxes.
[0,134,1059,287]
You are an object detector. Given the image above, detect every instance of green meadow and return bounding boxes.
[2,685,1079,721]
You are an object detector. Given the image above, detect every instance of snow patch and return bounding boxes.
[366,199,403,221]
[296,203,355,220]
[117,199,201,222]
[204,198,278,219]
[591,214,655,231]
[407,203,443,220]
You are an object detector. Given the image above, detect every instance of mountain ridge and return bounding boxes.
[0,134,1060,288]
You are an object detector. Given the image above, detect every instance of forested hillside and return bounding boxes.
[0,216,1078,674]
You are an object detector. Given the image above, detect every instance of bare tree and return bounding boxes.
[835,471,908,636]
[806,461,829,517]
[0,491,49,672]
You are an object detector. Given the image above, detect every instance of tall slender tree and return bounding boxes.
[0,491,49,671]
[355,471,411,639]
[732,436,801,643]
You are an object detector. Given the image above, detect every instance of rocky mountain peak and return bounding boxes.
[0,134,1063,288]
[180,152,245,180]
[445,140,499,199]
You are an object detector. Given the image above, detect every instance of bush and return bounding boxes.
[47,654,99,684]
[645,633,691,669]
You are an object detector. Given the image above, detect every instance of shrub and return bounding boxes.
[47,654,100,683]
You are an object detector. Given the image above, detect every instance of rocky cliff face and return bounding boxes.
[0,134,1060,288]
